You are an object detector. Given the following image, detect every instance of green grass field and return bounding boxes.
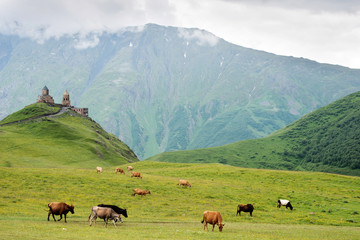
[0,162,359,239]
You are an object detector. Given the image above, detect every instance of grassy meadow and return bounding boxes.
[0,161,359,239]
[0,104,138,168]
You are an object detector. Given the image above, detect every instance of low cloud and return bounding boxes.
[0,0,359,68]
[177,28,219,47]
[0,0,175,41]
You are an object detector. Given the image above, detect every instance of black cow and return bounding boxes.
[97,204,128,218]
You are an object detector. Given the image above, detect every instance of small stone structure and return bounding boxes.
[62,90,71,107]
[37,86,88,116]
[37,86,54,104]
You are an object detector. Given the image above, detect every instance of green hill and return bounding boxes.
[147,91,360,176]
[0,103,139,167]
[0,162,359,239]
[1,24,360,160]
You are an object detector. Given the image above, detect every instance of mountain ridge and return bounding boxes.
[1,24,360,159]
[147,91,360,176]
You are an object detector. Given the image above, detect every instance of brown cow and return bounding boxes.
[132,188,151,197]
[131,172,142,179]
[236,204,254,217]
[179,179,191,188]
[88,206,123,228]
[47,202,74,223]
[115,168,125,174]
[96,167,103,173]
[201,211,225,232]
[127,166,134,171]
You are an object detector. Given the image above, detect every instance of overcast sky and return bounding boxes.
[0,0,359,68]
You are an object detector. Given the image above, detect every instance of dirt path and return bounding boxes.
[0,107,70,127]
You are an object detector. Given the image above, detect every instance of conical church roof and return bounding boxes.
[42,86,48,90]
[63,90,69,95]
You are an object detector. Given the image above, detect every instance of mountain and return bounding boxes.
[0,24,360,159]
[0,103,139,167]
[147,91,360,176]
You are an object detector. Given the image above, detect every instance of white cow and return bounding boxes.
[277,199,293,210]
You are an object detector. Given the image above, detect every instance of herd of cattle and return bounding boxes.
[47,165,294,232]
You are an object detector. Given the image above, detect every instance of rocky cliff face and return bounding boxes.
[1,24,360,159]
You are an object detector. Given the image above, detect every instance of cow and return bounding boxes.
[88,206,123,228]
[131,172,142,179]
[201,211,225,232]
[97,204,128,218]
[236,204,254,217]
[179,179,191,188]
[127,166,134,171]
[132,188,151,197]
[47,202,74,223]
[277,199,293,210]
[96,167,103,173]
[115,168,125,174]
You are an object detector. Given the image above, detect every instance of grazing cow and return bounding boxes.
[97,204,128,218]
[96,167,103,173]
[115,168,125,174]
[236,204,254,217]
[201,211,225,232]
[127,166,134,171]
[88,206,123,228]
[131,172,142,179]
[179,179,191,188]
[277,199,293,210]
[132,188,151,197]
[47,202,74,223]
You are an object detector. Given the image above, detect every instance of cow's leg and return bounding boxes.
[212,224,215,231]
[105,218,108,228]
[58,214,62,221]
[250,211,253,217]
[48,211,51,221]
[64,214,67,223]
[204,222,208,231]
[51,213,56,222]
[112,219,117,228]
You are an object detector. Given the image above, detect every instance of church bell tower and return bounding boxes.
[62,90,71,107]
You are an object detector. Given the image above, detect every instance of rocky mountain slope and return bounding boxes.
[148,91,360,176]
[1,24,360,159]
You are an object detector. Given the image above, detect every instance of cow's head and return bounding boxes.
[147,191,151,194]
[123,209,128,218]
[69,204,75,214]
[218,223,225,232]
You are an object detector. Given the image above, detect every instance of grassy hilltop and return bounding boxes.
[0,103,139,167]
[148,91,360,176]
[0,162,359,239]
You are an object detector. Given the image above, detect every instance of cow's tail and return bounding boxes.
[201,217,204,224]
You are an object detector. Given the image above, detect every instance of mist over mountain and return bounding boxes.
[1,24,360,159]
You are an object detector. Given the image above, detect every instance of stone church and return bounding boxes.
[37,86,54,104]
[37,86,88,116]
